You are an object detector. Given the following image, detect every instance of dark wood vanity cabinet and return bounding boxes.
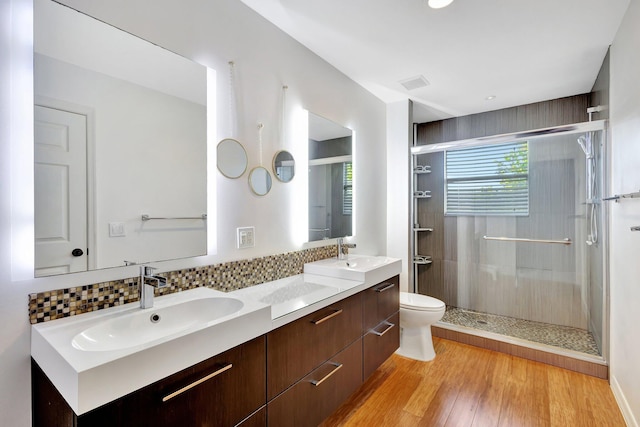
[33,336,267,427]
[266,275,400,427]
[32,275,400,427]
[266,292,363,400]
[267,338,363,427]
[362,275,400,380]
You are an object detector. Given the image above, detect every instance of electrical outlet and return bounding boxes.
[237,227,255,249]
[109,222,126,237]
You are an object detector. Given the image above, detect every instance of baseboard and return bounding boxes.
[432,325,609,379]
[611,374,639,427]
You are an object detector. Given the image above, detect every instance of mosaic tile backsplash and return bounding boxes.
[28,245,337,324]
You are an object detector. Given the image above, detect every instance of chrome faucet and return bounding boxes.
[139,266,168,309]
[337,237,356,260]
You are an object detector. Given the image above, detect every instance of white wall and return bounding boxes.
[609,0,640,424]
[0,0,387,425]
[386,100,412,292]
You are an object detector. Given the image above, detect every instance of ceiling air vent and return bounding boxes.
[399,75,430,91]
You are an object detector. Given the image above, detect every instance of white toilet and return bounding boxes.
[396,292,446,362]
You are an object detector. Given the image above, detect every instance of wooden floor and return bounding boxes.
[322,338,626,427]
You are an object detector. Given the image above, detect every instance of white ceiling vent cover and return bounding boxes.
[399,75,430,91]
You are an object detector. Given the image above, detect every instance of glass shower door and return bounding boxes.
[413,125,606,358]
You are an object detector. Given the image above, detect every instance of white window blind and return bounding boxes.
[445,142,529,215]
[343,162,353,215]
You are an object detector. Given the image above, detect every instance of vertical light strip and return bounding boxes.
[290,108,309,245]
[10,0,35,280]
[206,67,217,255]
[350,129,357,238]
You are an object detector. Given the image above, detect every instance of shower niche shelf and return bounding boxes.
[414,165,431,174]
[411,156,434,290]
[413,255,432,265]
[413,227,433,232]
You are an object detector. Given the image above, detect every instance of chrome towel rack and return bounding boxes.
[602,190,640,232]
[483,236,572,245]
[141,214,207,221]
[602,189,640,202]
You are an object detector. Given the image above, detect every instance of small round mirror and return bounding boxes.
[217,138,247,179]
[249,166,272,196]
[272,150,295,183]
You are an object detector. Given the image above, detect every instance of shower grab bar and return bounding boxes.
[483,236,572,245]
[141,214,207,221]
[602,189,640,202]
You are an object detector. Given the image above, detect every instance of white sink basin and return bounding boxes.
[232,274,363,319]
[72,297,244,352]
[304,254,401,284]
[31,287,271,415]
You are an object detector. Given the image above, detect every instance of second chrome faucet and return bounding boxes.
[336,237,356,260]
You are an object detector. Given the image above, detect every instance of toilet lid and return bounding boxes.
[400,292,445,311]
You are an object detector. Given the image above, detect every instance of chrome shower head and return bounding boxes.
[577,135,593,159]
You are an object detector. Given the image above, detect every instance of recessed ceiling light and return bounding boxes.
[428,0,454,9]
[485,95,496,100]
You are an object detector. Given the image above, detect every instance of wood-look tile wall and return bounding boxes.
[417,94,590,145]
[415,94,595,329]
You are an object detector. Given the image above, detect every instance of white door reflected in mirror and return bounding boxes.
[34,105,88,277]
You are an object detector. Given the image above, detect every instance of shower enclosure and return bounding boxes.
[411,121,607,361]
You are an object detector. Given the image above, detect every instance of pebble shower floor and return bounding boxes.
[441,306,601,356]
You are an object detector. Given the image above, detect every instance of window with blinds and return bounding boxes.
[343,162,353,215]
[445,142,529,215]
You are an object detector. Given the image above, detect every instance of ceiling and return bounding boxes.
[239,0,629,123]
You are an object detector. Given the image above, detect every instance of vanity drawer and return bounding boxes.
[363,275,399,331]
[267,338,363,427]
[363,312,400,380]
[75,336,266,427]
[267,292,363,400]
[237,406,266,427]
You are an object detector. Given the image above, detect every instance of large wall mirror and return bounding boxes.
[308,113,353,242]
[34,0,208,277]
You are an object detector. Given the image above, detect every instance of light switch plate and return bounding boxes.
[237,226,255,249]
[109,222,126,237]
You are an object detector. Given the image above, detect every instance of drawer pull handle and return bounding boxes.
[372,322,395,337]
[162,363,233,402]
[375,283,395,293]
[311,309,343,325]
[310,363,343,387]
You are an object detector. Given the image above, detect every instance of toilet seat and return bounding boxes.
[400,292,445,312]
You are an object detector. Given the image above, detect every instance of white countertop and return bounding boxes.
[32,261,401,415]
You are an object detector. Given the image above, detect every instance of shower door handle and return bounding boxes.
[482,236,572,245]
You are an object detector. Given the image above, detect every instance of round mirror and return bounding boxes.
[217,138,247,179]
[272,150,295,183]
[249,166,273,196]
